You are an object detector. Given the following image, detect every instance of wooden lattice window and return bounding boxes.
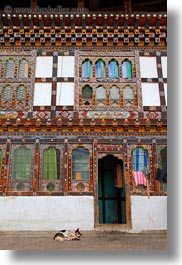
[12,146,32,181]
[5,59,15,78]
[18,59,28,78]
[16,85,26,101]
[122,59,132,78]
[123,85,134,101]
[42,147,60,180]
[110,85,120,100]
[82,59,92,78]
[96,85,106,100]
[82,85,92,99]
[72,147,89,181]
[108,59,119,78]
[95,59,106,78]
[2,85,13,101]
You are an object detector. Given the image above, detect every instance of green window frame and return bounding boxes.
[82,85,92,99]
[12,146,32,180]
[42,146,60,180]
[122,59,132,78]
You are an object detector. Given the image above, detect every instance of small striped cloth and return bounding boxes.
[133,171,147,186]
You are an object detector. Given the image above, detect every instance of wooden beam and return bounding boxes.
[124,0,132,13]
[31,0,37,9]
[89,0,101,10]
[78,0,84,8]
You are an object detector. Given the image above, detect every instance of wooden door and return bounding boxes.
[98,155,126,224]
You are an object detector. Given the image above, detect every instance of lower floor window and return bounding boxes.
[72,147,89,181]
[12,146,32,180]
[42,147,60,180]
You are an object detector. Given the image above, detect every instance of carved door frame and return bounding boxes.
[94,149,131,229]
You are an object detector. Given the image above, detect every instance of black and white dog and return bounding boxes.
[54,228,82,241]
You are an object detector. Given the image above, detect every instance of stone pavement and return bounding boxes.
[0,230,167,250]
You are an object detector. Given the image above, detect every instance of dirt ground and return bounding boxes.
[0,230,167,251]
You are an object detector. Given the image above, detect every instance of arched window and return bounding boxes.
[12,147,32,180]
[123,86,134,101]
[132,147,149,172]
[95,59,106,78]
[82,85,92,99]
[96,85,106,100]
[82,59,92,78]
[122,59,132,78]
[110,86,120,100]
[18,59,28,78]
[72,147,89,181]
[108,59,119,78]
[2,85,13,101]
[16,85,26,101]
[42,147,60,180]
[5,59,15,78]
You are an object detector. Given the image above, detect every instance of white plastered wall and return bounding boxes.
[0,196,94,231]
[130,196,167,232]
[57,56,75,77]
[35,56,53,78]
[141,83,160,106]
[164,83,167,105]
[161,56,167,78]
[56,82,74,106]
[139,57,158,78]
[33,83,52,106]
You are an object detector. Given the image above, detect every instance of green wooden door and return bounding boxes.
[98,155,126,224]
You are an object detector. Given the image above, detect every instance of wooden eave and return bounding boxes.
[0,118,167,133]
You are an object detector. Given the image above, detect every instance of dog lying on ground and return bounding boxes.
[54,228,82,241]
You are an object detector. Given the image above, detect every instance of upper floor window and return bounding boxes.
[123,85,134,101]
[82,85,92,99]
[95,59,106,78]
[5,59,15,78]
[108,59,119,78]
[42,147,60,180]
[82,59,92,78]
[16,85,26,101]
[2,85,13,101]
[72,147,89,181]
[18,59,28,78]
[122,59,132,78]
[12,146,32,181]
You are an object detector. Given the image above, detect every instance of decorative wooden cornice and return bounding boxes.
[0,13,167,47]
[0,117,167,133]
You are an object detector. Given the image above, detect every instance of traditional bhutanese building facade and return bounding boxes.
[0,0,167,231]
